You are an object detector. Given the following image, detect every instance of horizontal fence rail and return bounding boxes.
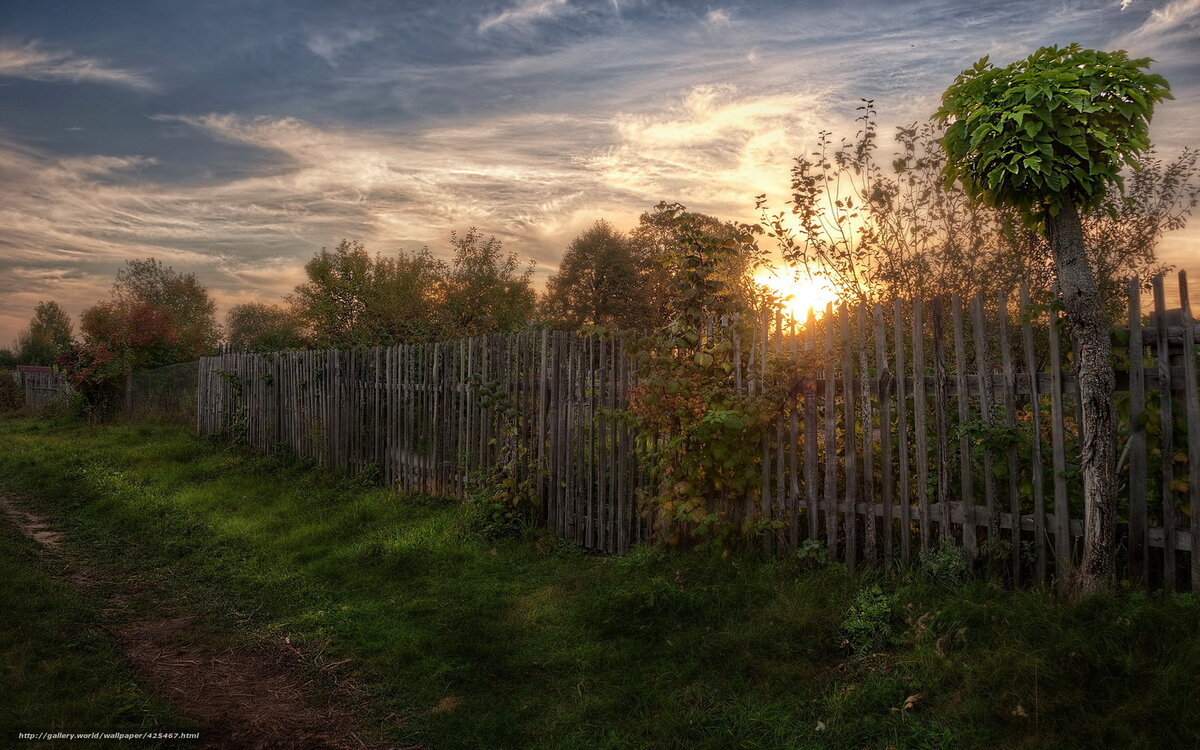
[198,272,1200,587]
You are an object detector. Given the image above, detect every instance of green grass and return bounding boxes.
[0,520,184,740]
[1,415,1199,748]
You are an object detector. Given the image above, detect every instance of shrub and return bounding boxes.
[0,371,24,409]
[916,544,970,588]
[462,473,527,540]
[841,584,897,655]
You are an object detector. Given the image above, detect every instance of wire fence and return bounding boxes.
[126,360,199,424]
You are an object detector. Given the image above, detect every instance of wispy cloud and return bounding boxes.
[1,0,1198,342]
[1110,0,1200,59]
[478,0,574,33]
[306,28,379,67]
[583,84,838,210]
[0,39,155,90]
[705,8,734,26]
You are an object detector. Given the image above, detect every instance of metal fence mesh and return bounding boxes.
[127,361,198,425]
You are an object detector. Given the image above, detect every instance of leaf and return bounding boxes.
[903,693,923,710]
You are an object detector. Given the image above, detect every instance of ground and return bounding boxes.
[2,415,1199,749]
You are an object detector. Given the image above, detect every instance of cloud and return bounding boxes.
[1113,0,1200,55]
[0,39,156,90]
[705,9,733,26]
[0,79,842,339]
[478,0,574,33]
[306,28,379,67]
[580,84,838,212]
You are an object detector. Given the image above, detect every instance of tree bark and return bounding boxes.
[1046,201,1117,596]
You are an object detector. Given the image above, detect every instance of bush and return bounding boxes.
[916,544,970,588]
[841,584,897,655]
[0,371,24,409]
[794,538,831,570]
[462,474,527,540]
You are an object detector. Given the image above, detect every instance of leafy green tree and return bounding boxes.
[14,301,74,365]
[439,228,535,338]
[540,220,647,330]
[225,303,305,352]
[630,204,765,328]
[937,44,1172,593]
[0,348,15,368]
[290,240,446,348]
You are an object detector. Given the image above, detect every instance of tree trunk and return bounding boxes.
[1046,201,1117,596]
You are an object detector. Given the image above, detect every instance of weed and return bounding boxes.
[795,538,831,570]
[841,584,897,655]
[916,543,970,588]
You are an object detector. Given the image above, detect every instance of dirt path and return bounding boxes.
[0,493,404,750]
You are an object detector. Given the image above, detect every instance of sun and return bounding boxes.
[755,271,839,321]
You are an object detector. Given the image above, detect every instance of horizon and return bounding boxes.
[2,0,1198,344]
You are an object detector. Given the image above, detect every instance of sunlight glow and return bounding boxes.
[755,271,840,321]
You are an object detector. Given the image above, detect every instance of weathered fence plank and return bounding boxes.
[192,273,1198,585]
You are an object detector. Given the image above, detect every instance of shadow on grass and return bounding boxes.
[2,416,1199,749]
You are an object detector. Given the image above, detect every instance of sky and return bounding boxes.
[1,0,1197,343]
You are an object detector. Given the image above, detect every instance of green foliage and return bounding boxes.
[626,203,804,545]
[627,203,764,330]
[795,538,831,570]
[463,484,526,540]
[7,417,1200,748]
[916,544,970,588]
[0,370,23,409]
[539,220,650,330]
[14,301,73,366]
[291,232,536,348]
[841,584,898,655]
[290,239,447,348]
[109,258,219,361]
[61,258,219,417]
[440,228,536,338]
[225,302,305,352]
[937,44,1172,219]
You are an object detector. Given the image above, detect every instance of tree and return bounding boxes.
[225,303,305,353]
[14,301,74,366]
[937,44,1173,594]
[630,204,766,328]
[290,240,446,348]
[111,258,219,360]
[439,228,535,338]
[540,220,647,329]
[759,102,1196,306]
[58,259,218,415]
[78,299,180,370]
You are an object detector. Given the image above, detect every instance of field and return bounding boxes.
[3,415,1200,749]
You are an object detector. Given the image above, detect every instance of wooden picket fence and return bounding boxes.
[12,367,72,408]
[199,331,654,553]
[197,272,1200,588]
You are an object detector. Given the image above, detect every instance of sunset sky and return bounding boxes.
[1,0,1197,343]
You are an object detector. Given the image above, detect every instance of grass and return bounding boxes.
[0,520,184,738]
[1,414,1199,748]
